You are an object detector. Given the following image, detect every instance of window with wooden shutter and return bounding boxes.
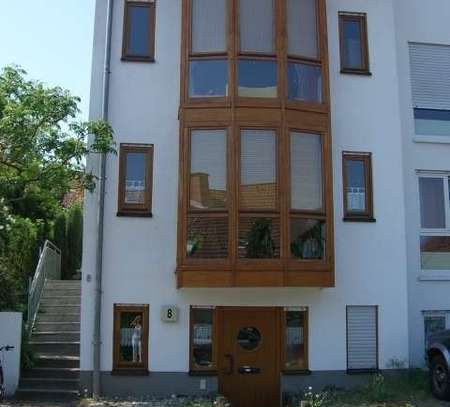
[346,306,378,372]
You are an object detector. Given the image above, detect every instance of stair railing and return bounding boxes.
[27,240,62,333]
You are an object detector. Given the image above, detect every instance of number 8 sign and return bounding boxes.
[161,305,178,322]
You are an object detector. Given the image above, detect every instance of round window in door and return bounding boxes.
[237,327,262,351]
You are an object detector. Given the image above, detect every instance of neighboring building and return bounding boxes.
[394,0,450,368]
[80,0,450,404]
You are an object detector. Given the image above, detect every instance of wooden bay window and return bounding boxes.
[178,0,334,287]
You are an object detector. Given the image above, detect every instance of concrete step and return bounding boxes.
[42,288,81,297]
[20,377,79,391]
[39,304,81,314]
[22,367,80,380]
[30,341,79,356]
[14,388,79,402]
[40,296,81,306]
[34,322,80,332]
[35,354,80,369]
[45,280,81,287]
[36,313,80,323]
[31,332,80,342]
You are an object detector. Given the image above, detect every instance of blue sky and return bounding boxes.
[0,1,95,120]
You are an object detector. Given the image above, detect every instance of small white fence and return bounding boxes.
[0,312,22,397]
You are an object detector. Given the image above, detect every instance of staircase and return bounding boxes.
[17,280,81,401]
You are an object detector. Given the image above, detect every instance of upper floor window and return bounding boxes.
[409,43,450,139]
[342,152,374,222]
[418,173,450,273]
[118,144,154,217]
[338,12,370,75]
[185,0,325,104]
[122,1,156,62]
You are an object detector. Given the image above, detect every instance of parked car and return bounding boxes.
[426,329,450,400]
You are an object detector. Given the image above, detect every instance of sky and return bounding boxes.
[0,1,95,120]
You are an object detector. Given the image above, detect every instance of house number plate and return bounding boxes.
[161,305,178,322]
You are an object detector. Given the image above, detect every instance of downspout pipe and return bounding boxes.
[93,0,114,398]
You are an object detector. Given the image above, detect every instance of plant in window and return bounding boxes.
[245,219,275,258]
[187,221,203,257]
[291,222,325,260]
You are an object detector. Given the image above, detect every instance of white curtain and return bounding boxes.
[192,0,226,53]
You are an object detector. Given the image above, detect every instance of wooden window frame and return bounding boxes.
[113,304,149,374]
[182,0,330,112]
[122,1,156,62]
[189,306,219,374]
[117,143,154,217]
[338,12,370,76]
[342,151,375,222]
[282,307,309,374]
[346,305,379,374]
[178,0,334,288]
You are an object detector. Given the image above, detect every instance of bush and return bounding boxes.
[67,204,83,276]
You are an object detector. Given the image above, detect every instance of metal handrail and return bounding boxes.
[27,240,61,333]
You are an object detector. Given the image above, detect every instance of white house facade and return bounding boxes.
[80,0,450,404]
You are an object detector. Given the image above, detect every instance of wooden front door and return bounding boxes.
[218,307,280,407]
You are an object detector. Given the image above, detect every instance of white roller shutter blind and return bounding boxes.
[409,43,450,110]
[347,306,378,370]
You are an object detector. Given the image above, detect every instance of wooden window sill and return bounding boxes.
[117,211,153,218]
[343,216,376,223]
[340,69,372,76]
[121,56,155,63]
[111,369,149,376]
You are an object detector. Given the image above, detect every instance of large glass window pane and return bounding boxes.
[419,178,445,229]
[290,219,325,260]
[285,310,307,370]
[288,63,322,103]
[128,6,151,56]
[421,236,450,270]
[287,0,318,59]
[238,60,277,98]
[240,130,277,209]
[342,19,363,69]
[189,60,228,98]
[240,0,274,53]
[191,308,214,369]
[192,0,226,53]
[290,132,322,210]
[344,159,366,213]
[187,217,228,258]
[239,217,280,258]
[190,130,226,209]
[414,109,450,137]
[125,152,147,204]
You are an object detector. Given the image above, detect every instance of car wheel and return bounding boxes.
[430,354,450,400]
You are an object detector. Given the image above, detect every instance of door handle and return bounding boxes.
[222,353,234,375]
[238,366,261,374]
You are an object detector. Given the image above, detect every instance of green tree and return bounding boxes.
[53,211,68,278]
[0,66,114,224]
[0,66,115,310]
[67,204,83,278]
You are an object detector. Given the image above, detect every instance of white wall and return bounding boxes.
[0,313,22,396]
[394,0,450,367]
[81,0,410,374]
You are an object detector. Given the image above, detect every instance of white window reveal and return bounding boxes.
[409,43,450,138]
[418,173,450,275]
[346,306,378,371]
